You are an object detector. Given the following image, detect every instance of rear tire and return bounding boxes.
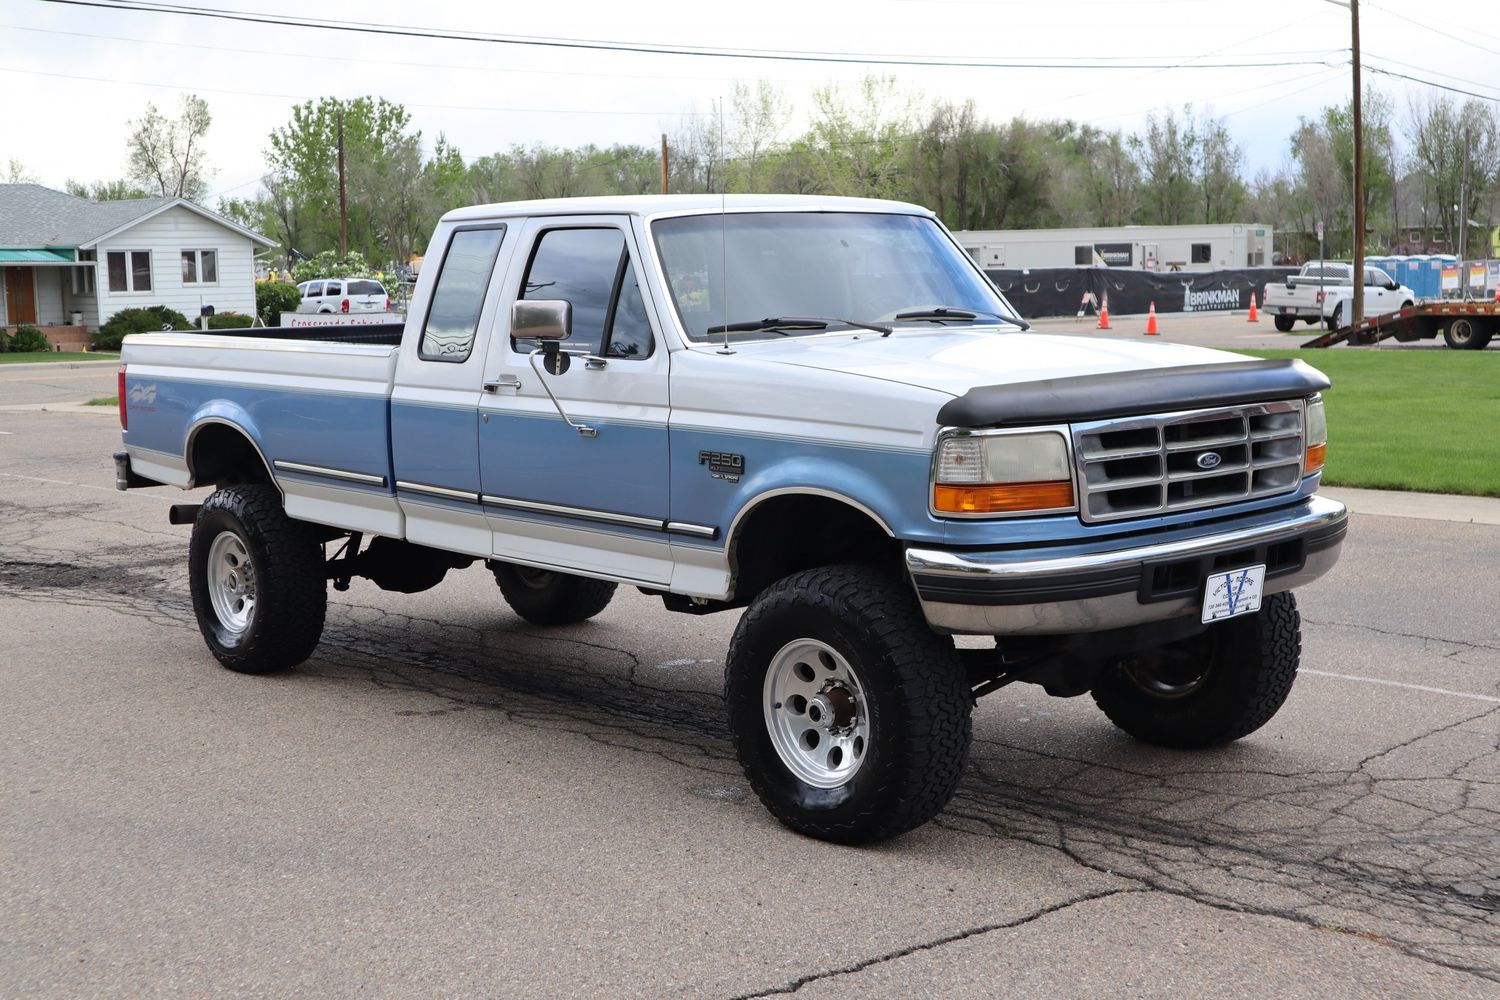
[1443,317,1493,350]
[725,565,972,844]
[1327,303,1344,331]
[189,484,327,673]
[491,562,617,625]
[1090,592,1301,749]
[1273,315,1295,333]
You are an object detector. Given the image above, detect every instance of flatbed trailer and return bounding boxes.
[1302,300,1500,350]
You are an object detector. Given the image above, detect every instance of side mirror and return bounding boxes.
[511,299,572,342]
[1386,281,1399,291]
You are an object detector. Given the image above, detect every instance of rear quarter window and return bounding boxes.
[419,225,507,363]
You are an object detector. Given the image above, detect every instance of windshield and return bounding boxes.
[651,211,1013,342]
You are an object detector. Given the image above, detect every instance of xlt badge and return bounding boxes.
[698,450,744,483]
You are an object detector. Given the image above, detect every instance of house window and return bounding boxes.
[181,249,218,284]
[71,266,95,295]
[1191,243,1212,264]
[106,250,153,292]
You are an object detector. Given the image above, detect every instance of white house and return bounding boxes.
[0,184,276,339]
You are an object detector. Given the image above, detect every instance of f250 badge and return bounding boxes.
[698,450,744,483]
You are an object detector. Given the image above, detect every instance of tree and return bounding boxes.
[65,178,151,201]
[727,80,790,192]
[265,96,415,263]
[1405,93,1500,249]
[127,94,213,200]
[4,158,37,184]
[1132,107,1198,225]
[808,75,917,198]
[1194,113,1247,224]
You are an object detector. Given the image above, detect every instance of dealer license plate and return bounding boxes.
[1281,306,1295,315]
[1202,565,1266,623]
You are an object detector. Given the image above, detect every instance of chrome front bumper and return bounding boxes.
[905,495,1347,635]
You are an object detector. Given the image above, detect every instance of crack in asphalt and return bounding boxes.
[723,888,1143,998]
[2,513,1498,987]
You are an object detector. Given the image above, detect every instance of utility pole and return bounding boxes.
[337,108,348,258]
[1458,125,1470,298]
[1351,0,1364,327]
[660,133,669,195]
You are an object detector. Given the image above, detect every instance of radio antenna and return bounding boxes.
[716,96,734,356]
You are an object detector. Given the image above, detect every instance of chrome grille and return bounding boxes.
[1072,401,1305,523]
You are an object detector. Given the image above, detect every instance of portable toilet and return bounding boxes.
[1435,254,1459,297]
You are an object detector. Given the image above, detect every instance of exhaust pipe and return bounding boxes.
[168,503,202,526]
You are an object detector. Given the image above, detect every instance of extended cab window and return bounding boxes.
[516,227,653,359]
[419,226,506,363]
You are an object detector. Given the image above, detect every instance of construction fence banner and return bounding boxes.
[985,266,1298,318]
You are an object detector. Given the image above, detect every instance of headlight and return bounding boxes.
[1305,395,1327,475]
[933,431,1076,515]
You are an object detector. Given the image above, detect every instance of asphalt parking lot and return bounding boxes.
[2,348,1497,999]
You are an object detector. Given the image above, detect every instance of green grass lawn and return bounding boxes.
[0,352,117,365]
[85,396,119,406]
[1246,348,1500,497]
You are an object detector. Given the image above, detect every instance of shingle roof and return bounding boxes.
[0,184,174,249]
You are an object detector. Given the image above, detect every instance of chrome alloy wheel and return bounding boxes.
[207,531,257,634]
[763,639,871,789]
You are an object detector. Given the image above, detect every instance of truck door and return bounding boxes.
[391,222,514,556]
[476,216,673,585]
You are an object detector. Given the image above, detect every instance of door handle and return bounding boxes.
[483,374,522,393]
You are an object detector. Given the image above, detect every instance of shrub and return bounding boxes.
[206,312,255,329]
[92,306,193,350]
[255,281,301,327]
[8,325,50,352]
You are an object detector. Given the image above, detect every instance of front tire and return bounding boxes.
[1090,592,1301,749]
[725,565,972,844]
[189,484,327,673]
[490,562,616,625]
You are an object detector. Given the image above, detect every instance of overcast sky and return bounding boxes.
[3,0,1496,207]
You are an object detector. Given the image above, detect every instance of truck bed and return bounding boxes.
[120,330,403,536]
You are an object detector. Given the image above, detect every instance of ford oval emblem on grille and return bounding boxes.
[1196,451,1223,470]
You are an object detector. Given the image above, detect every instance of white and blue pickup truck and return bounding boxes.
[114,195,1347,844]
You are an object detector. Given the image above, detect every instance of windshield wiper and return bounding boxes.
[890,307,1031,332]
[705,316,894,336]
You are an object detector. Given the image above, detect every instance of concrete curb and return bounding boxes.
[1320,486,1500,526]
[0,358,120,371]
[0,402,117,416]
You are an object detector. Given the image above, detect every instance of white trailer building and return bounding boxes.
[956,223,1274,272]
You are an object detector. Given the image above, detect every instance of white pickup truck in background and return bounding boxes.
[1263,261,1416,332]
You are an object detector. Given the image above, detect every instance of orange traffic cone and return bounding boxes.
[1097,294,1111,330]
[1145,301,1159,336]
[1247,291,1260,323]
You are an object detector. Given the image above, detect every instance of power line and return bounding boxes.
[1363,52,1500,99]
[1365,2,1500,58]
[0,63,723,117]
[32,0,1347,71]
[1364,65,1500,105]
[0,21,762,86]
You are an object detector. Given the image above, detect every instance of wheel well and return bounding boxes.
[729,494,900,602]
[189,423,274,489]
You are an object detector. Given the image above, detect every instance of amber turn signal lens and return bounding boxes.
[934,480,1074,514]
[1305,442,1327,474]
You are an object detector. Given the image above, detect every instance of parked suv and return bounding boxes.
[295,277,390,314]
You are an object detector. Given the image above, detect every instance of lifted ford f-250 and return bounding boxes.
[114,195,1347,844]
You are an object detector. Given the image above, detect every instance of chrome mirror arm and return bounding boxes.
[527,349,597,438]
